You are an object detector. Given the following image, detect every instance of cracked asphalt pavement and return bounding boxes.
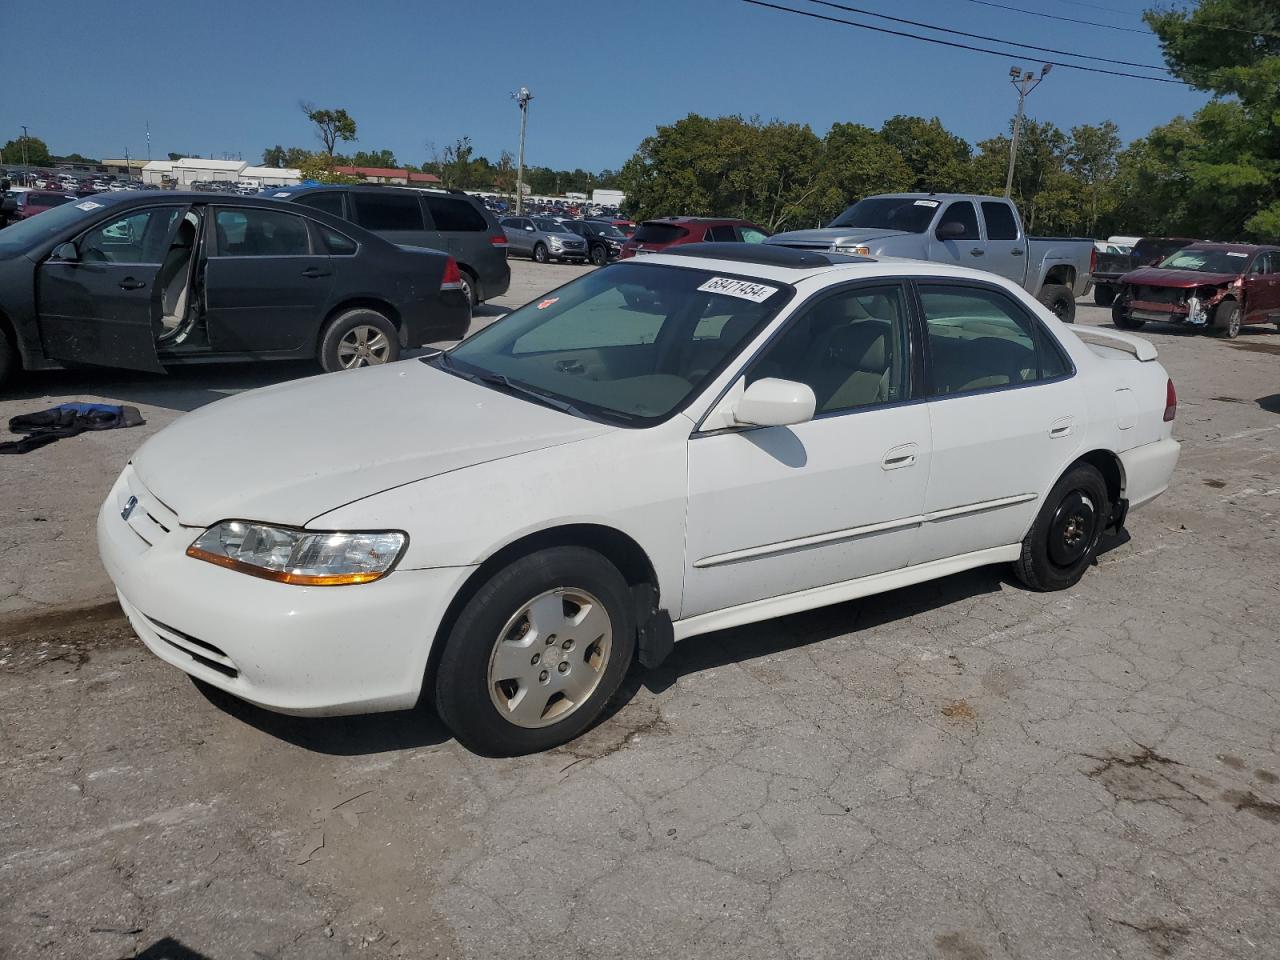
[2,268,1279,959]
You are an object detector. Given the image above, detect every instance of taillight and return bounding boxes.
[1163,378,1177,422]
[1090,246,1098,275]
[441,257,464,291]
[489,234,508,247]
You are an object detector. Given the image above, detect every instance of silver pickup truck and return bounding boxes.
[767,193,1094,323]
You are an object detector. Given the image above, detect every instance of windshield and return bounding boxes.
[0,199,99,257]
[535,218,568,232]
[591,222,625,238]
[442,262,793,425]
[1157,248,1252,273]
[827,197,939,233]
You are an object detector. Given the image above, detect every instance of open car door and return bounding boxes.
[35,203,192,373]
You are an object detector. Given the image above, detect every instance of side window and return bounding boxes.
[747,285,910,415]
[740,226,768,244]
[707,224,739,242]
[920,285,1069,396]
[980,202,1019,241]
[214,208,311,257]
[938,202,980,240]
[78,207,181,264]
[424,195,488,232]
[351,192,425,231]
[293,192,345,219]
[318,224,357,255]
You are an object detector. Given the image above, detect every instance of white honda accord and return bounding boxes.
[99,244,1180,754]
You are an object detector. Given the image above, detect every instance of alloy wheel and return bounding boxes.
[336,325,392,368]
[487,588,613,728]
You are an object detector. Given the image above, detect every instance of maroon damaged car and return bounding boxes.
[1112,242,1280,338]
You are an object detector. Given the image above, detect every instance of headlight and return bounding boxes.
[549,237,564,246]
[187,521,407,586]
[836,244,872,256]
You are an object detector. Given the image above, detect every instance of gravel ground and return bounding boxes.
[1,266,1279,960]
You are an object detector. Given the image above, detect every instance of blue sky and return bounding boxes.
[7,0,1208,170]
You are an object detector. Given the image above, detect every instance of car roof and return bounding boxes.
[1180,241,1279,253]
[645,216,760,225]
[637,242,1023,286]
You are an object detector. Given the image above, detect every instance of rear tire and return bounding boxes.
[1038,283,1076,323]
[318,308,399,372]
[1013,463,1109,592]
[1112,300,1145,330]
[434,546,637,756]
[1211,299,1240,338]
[1093,284,1115,307]
[533,242,549,264]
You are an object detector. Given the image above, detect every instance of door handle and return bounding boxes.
[1011,248,1025,257]
[1050,417,1074,438]
[970,248,985,257]
[118,278,146,290]
[301,267,332,279]
[882,443,918,470]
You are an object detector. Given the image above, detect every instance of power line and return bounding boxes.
[957,0,1149,34]
[798,0,1169,72]
[739,0,1185,83]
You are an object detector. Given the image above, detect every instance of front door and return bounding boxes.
[1243,252,1280,325]
[682,282,931,619]
[913,281,1085,563]
[928,200,984,271]
[204,206,334,353]
[36,204,187,372]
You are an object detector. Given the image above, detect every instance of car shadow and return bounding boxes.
[1258,394,1280,414]
[191,678,450,756]
[127,938,216,960]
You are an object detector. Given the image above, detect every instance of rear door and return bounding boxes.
[36,204,187,372]
[203,206,335,353]
[423,193,488,260]
[979,200,1026,285]
[913,280,1084,563]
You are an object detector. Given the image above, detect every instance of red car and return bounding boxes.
[1113,242,1280,338]
[7,190,79,222]
[618,217,769,259]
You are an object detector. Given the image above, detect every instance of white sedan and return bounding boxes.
[98,246,1180,754]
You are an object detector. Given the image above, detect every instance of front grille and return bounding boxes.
[1136,285,1186,304]
[146,615,239,678]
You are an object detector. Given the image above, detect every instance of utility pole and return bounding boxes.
[1004,63,1052,199]
[20,124,29,172]
[513,86,533,214]
[146,121,151,161]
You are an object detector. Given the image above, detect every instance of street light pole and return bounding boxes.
[1004,64,1052,199]
[513,87,533,214]
[20,124,30,173]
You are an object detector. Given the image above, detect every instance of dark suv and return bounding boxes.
[273,185,510,306]
[618,217,769,259]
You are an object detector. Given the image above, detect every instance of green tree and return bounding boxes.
[2,135,51,167]
[879,116,972,193]
[1066,122,1120,236]
[297,153,362,184]
[439,137,475,188]
[300,103,357,160]
[810,123,913,226]
[350,149,398,169]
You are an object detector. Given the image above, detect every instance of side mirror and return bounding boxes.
[936,221,966,240]
[52,242,80,262]
[733,378,816,428]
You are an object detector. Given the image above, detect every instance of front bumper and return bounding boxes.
[97,467,474,716]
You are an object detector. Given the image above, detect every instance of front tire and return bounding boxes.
[1112,300,1145,330]
[532,242,549,264]
[1013,463,1109,592]
[1093,284,1115,307]
[457,269,479,307]
[434,547,637,755]
[1038,283,1076,323]
[590,244,608,266]
[318,308,399,372]
[0,324,16,389]
[1211,299,1240,338]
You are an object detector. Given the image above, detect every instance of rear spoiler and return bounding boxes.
[1070,326,1159,361]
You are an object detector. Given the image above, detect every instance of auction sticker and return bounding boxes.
[75,201,103,212]
[913,199,940,207]
[273,191,291,198]
[697,277,778,302]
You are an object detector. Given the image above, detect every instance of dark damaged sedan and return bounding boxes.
[1112,242,1280,339]
[0,192,470,388]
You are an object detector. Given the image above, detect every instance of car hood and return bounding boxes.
[765,227,909,249]
[1122,267,1239,288]
[131,361,612,528]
